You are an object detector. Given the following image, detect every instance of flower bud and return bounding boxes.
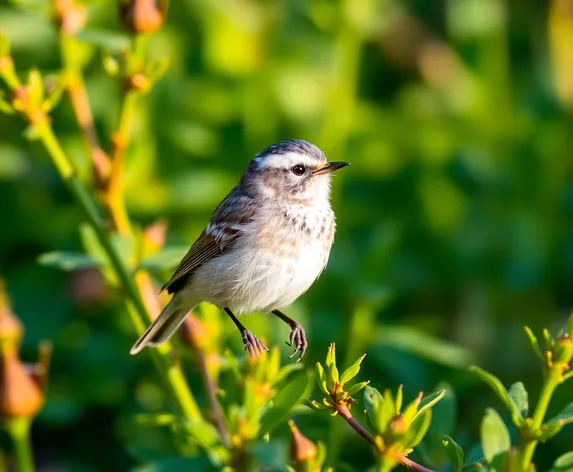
[552,333,573,365]
[0,351,44,418]
[118,0,165,34]
[0,281,47,419]
[53,0,86,35]
[288,419,317,465]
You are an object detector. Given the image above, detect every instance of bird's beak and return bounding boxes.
[313,161,350,175]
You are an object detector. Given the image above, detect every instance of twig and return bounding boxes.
[57,8,111,187]
[336,404,435,472]
[65,73,111,185]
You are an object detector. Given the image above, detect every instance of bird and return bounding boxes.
[130,139,349,361]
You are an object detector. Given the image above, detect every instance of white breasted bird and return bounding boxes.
[130,139,349,361]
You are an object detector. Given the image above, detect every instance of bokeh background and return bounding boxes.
[1,0,573,470]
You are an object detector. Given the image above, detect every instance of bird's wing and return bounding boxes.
[162,190,257,294]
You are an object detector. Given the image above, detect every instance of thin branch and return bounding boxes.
[65,73,111,185]
[336,404,435,472]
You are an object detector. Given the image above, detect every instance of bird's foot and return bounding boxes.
[286,322,307,362]
[242,329,269,359]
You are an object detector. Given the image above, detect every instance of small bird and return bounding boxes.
[130,139,348,361]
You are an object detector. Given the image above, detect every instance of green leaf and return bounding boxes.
[411,389,446,424]
[373,389,396,433]
[364,386,382,421]
[470,366,523,424]
[537,421,563,442]
[138,246,188,271]
[567,313,573,339]
[508,382,528,418]
[442,435,464,471]
[404,410,432,449]
[259,372,310,435]
[27,68,43,107]
[550,451,573,472]
[325,343,339,387]
[543,329,555,348]
[524,326,544,362]
[37,251,100,271]
[346,381,369,397]
[480,408,511,464]
[315,362,328,394]
[545,402,573,429]
[339,354,366,386]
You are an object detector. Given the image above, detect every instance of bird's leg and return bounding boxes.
[224,308,268,358]
[271,309,307,362]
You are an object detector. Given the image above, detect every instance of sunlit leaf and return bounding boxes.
[411,389,445,424]
[480,408,510,464]
[339,354,366,386]
[346,381,369,397]
[524,326,544,362]
[315,362,328,394]
[404,410,432,449]
[545,403,573,429]
[470,366,523,424]
[508,382,528,418]
[550,451,573,472]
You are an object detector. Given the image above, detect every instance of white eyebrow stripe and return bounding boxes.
[257,152,321,169]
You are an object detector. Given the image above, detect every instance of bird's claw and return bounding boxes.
[286,323,307,362]
[242,329,269,359]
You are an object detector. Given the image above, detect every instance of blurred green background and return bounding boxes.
[1,0,573,470]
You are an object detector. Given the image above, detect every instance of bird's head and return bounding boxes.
[241,139,349,204]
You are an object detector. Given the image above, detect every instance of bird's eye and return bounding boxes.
[291,164,306,176]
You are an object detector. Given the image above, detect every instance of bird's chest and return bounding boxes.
[253,206,335,306]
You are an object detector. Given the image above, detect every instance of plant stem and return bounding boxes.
[5,418,34,472]
[336,404,435,472]
[35,120,202,422]
[107,88,138,234]
[518,368,562,471]
[60,33,111,186]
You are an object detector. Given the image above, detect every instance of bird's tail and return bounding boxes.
[130,295,192,355]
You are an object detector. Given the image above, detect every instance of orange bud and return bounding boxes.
[0,351,44,418]
[288,419,318,464]
[53,0,87,35]
[119,0,165,35]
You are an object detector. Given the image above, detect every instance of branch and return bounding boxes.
[336,404,435,472]
[56,2,111,187]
